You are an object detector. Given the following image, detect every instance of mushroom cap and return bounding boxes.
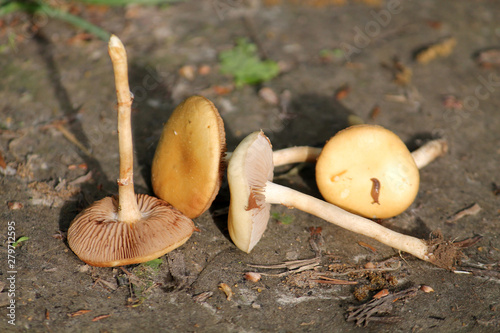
[227,131,274,253]
[67,194,195,267]
[151,96,226,219]
[315,125,419,219]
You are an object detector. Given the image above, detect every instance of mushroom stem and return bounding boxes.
[224,146,323,167]
[224,139,446,168]
[411,139,448,169]
[271,146,323,166]
[108,35,142,223]
[263,181,430,261]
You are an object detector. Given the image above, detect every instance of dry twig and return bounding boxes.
[248,257,321,277]
[346,286,420,327]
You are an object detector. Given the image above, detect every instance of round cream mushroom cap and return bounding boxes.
[151,96,226,219]
[315,125,419,219]
[67,194,195,267]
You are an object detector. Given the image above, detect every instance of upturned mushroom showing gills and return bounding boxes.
[227,131,458,269]
[316,125,420,219]
[67,35,195,267]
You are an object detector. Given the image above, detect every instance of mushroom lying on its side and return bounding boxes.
[227,131,459,269]
[67,36,195,267]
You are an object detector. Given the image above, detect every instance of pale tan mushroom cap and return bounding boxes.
[151,96,226,219]
[227,131,274,253]
[67,194,195,267]
[316,125,419,219]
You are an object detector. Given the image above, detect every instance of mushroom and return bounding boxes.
[226,130,458,269]
[67,35,195,267]
[151,96,226,219]
[151,95,321,219]
[315,125,419,219]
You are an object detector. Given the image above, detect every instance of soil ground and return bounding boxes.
[1,0,499,332]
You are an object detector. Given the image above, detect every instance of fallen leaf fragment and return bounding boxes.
[198,65,211,75]
[358,241,377,253]
[218,283,234,301]
[0,150,6,169]
[415,37,457,64]
[68,163,88,171]
[92,314,111,322]
[67,309,91,317]
[372,289,389,299]
[0,151,15,176]
[213,85,233,95]
[335,84,350,100]
[446,203,482,223]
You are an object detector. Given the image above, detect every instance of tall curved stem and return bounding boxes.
[109,35,142,223]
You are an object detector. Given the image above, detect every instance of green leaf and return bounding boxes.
[271,212,294,225]
[12,236,29,248]
[143,258,163,270]
[219,38,279,87]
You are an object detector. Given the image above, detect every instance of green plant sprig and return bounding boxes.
[219,38,280,87]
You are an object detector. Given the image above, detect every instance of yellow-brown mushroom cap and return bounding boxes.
[151,96,226,219]
[315,125,419,219]
[67,194,195,267]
